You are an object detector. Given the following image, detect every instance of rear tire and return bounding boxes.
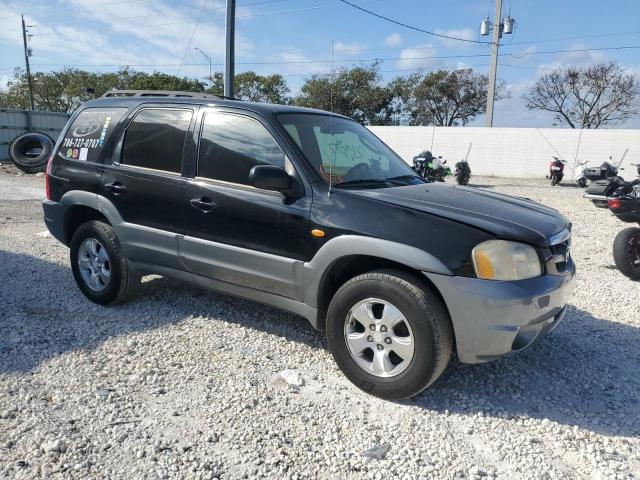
[613,227,640,280]
[326,270,453,400]
[70,221,140,304]
[577,177,588,188]
[8,132,54,174]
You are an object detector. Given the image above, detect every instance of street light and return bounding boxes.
[195,47,213,85]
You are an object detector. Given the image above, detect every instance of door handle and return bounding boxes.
[104,182,127,194]
[189,197,217,213]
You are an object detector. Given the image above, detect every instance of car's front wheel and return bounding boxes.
[326,270,453,400]
[70,220,140,304]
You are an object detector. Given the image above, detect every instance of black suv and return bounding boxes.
[43,90,575,400]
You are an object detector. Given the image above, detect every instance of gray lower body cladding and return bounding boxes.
[424,265,575,364]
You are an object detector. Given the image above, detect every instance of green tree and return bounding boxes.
[390,68,507,126]
[206,71,289,103]
[293,63,393,125]
[0,68,205,112]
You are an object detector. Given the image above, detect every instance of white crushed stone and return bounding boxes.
[1,169,638,479]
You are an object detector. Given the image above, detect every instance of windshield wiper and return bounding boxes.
[386,174,422,182]
[335,178,391,188]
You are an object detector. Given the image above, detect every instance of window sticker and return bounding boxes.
[60,108,127,162]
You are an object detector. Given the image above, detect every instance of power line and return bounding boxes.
[2,44,638,72]
[177,0,208,76]
[337,0,488,45]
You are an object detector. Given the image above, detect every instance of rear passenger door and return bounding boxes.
[100,106,195,269]
[180,109,311,300]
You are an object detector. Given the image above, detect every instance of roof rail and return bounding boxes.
[100,90,235,100]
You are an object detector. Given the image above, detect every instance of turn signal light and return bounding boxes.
[311,229,325,238]
[608,199,622,209]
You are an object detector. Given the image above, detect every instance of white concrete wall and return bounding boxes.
[368,126,640,181]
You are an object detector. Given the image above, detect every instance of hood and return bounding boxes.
[348,182,569,247]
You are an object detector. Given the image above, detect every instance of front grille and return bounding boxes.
[543,234,571,275]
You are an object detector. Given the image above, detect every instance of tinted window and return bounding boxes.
[60,108,127,162]
[198,112,285,185]
[278,113,417,185]
[122,108,192,173]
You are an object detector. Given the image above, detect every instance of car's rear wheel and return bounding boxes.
[70,221,140,304]
[326,270,453,400]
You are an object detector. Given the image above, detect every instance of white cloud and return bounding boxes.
[0,0,252,77]
[397,43,439,71]
[434,28,475,49]
[384,33,402,47]
[334,41,365,55]
[537,43,606,72]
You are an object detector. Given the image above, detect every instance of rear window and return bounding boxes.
[60,108,127,162]
[121,108,193,173]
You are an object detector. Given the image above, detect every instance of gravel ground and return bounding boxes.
[0,163,639,480]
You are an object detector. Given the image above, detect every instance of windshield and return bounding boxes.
[277,113,422,187]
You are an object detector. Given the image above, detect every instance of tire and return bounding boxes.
[456,172,470,186]
[326,270,453,400]
[8,131,54,174]
[70,221,140,304]
[612,227,640,280]
[577,177,588,188]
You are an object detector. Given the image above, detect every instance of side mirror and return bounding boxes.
[249,165,291,192]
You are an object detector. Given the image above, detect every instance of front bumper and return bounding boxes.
[42,200,68,245]
[424,263,575,364]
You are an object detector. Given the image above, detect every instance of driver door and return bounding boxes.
[180,109,312,300]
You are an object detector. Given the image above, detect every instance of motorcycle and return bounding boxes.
[574,160,589,188]
[412,151,451,182]
[576,157,624,188]
[454,159,471,185]
[549,157,567,186]
[584,163,640,280]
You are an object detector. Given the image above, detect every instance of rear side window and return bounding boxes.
[198,112,285,185]
[121,108,192,173]
[60,108,126,162]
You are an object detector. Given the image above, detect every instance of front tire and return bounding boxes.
[326,271,453,400]
[613,227,640,280]
[70,221,140,304]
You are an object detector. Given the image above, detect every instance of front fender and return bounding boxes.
[302,235,451,307]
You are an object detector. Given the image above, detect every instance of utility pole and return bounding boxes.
[481,1,514,127]
[224,0,236,97]
[195,47,213,86]
[485,0,502,127]
[21,14,35,110]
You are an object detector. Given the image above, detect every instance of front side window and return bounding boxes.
[121,108,192,173]
[278,113,421,187]
[198,112,285,185]
[60,108,127,162]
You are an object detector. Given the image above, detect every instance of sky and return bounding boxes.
[0,0,639,127]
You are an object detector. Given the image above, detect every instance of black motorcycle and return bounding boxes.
[585,163,640,279]
[454,160,471,185]
[412,151,451,182]
[582,157,622,184]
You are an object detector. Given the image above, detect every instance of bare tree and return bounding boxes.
[524,62,640,128]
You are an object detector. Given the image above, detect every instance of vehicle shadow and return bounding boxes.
[0,249,321,375]
[413,305,640,437]
[2,250,638,437]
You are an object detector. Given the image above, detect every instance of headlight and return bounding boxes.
[472,240,542,281]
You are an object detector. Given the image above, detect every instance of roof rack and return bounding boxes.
[100,90,236,100]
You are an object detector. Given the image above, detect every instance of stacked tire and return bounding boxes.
[8,131,54,174]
